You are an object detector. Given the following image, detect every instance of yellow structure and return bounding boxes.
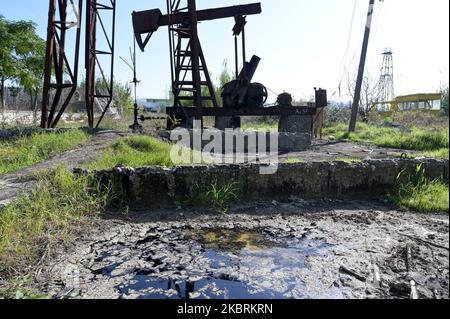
[375,93,442,117]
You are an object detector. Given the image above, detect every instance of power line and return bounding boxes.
[332,0,358,99]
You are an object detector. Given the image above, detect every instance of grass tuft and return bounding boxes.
[185,180,239,213]
[0,130,90,175]
[392,164,449,213]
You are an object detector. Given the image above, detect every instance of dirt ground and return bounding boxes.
[279,139,421,162]
[38,200,449,300]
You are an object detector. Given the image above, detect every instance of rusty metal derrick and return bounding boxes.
[41,0,116,129]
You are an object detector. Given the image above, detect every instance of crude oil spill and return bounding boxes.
[187,228,280,253]
[117,229,344,299]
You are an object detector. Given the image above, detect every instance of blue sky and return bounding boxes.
[1,0,449,103]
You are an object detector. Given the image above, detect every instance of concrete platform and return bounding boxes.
[81,158,449,209]
[158,129,312,152]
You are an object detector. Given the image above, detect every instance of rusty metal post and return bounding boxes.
[47,0,68,126]
[95,0,117,129]
[52,0,83,128]
[234,35,239,79]
[241,23,246,64]
[86,0,96,129]
[187,0,203,123]
[41,0,57,128]
[85,0,117,129]
[41,0,83,129]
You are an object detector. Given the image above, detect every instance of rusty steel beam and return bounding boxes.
[133,3,262,51]
[187,0,203,121]
[134,3,261,29]
[166,106,317,118]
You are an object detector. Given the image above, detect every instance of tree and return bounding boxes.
[78,78,134,116]
[0,16,45,112]
[179,60,233,108]
[441,84,449,117]
[215,59,232,104]
[0,16,14,110]
[347,72,379,122]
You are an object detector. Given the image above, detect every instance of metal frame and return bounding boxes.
[86,0,116,129]
[167,0,218,114]
[41,0,83,128]
[166,106,317,118]
[41,0,116,129]
[377,48,394,104]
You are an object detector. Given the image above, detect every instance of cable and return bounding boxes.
[331,0,358,99]
[265,86,280,97]
[369,0,385,43]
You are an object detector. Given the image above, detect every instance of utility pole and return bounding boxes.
[349,0,376,132]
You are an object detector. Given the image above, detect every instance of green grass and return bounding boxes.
[86,135,205,169]
[185,180,239,213]
[241,122,278,131]
[284,157,306,164]
[323,123,449,159]
[0,276,48,299]
[334,157,363,163]
[0,166,111,297]
[0,130,90,174]
[392,164,449,213]
[0,166,110,271]
[394,180,449,213]
[420,148,450,159]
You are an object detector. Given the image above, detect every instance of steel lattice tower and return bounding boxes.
[377,48,395,103]
[41,0,116,129]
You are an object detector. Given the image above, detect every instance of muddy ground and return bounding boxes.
[38,199,449,300]
[1,129,448,299]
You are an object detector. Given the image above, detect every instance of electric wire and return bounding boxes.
[332,0,358,99]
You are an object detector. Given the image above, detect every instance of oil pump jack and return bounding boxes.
[40,0,327,131]
[133,0,327,130]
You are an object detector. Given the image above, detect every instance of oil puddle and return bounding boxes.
[117,228,344,299]
[187,228,280,253]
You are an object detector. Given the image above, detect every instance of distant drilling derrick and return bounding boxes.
[377,48,395,104]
